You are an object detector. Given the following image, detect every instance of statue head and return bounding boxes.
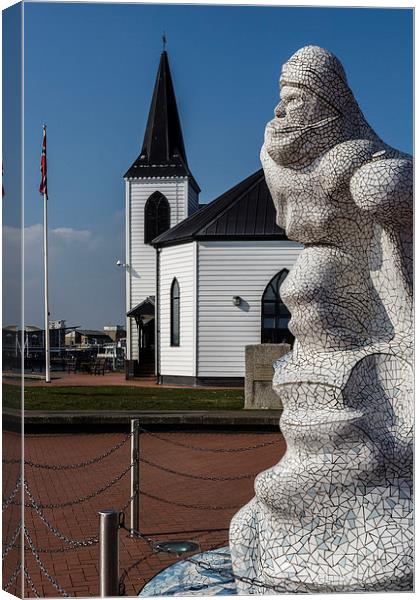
[264,46,374,167]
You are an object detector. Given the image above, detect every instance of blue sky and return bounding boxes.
[3,2,413,329]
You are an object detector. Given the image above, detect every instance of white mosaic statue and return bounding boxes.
[230,46,413,593]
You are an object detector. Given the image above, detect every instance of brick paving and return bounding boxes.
[3,429,286,597]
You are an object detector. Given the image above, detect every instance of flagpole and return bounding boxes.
[42,124,51,383]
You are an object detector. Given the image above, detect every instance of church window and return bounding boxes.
[170,278,180,347]
[261,269,294,345]
[144,192,170,244]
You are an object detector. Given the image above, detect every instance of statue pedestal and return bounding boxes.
[244,344,290,409]
[139,547,236,596]
[230,349,413,594]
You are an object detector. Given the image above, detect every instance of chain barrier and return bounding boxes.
[24,527,72,597]
[11,425,280,595]
[3,561,22,592]
[21,463,133,509]
[119,551,154,595]
[5,430,134,470]
[120,524,157,550]
[140,489,240,511]
[24,482,98,547]
[2,522,22,560]
[119,488,138,514]
[139,427,279,452]
[2,476,22,511]
[140,456,256,481]
[24,566,40,598]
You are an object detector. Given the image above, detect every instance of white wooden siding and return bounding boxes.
[197,240,302,378]
[159,242,196,376]
[126,177,189,360]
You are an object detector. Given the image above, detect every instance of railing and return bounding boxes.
[2,421,281,596]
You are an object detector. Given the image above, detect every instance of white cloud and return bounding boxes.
[3,222,125,328]
[52,227,91,242]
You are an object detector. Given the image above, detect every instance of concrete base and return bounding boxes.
[244,344,290,409]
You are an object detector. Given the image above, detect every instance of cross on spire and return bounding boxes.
[162,32,167,51]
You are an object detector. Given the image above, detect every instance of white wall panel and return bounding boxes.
[197,241,302,377]
[159,242,196,376]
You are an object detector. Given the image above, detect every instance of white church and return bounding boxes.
[124,51,302,385]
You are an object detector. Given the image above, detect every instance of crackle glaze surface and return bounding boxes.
[230,46,413,594]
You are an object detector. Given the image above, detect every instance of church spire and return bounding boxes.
[124,50,199,192]
[140,50,187,165]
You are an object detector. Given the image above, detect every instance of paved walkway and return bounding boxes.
[3,371,242,389]
[2,429,286,597]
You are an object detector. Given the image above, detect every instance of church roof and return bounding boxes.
[124,51,200,192]
[152,169,288,247]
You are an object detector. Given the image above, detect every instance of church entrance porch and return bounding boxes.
[126,296,155,379]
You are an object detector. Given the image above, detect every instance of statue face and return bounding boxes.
[264,81,341,167]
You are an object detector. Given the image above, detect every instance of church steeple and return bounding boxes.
[141,50,187,165]
[124,51,199,192]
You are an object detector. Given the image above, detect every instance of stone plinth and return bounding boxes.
[244,344,290,409]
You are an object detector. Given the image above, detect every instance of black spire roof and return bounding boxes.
[124,51,199,192]
[152,169,288,247]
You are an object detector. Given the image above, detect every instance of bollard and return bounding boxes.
[130,419,140,536]
[99,509,120,597]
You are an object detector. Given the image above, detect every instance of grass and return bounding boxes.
[2,383,244,411]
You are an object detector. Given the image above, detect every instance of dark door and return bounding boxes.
[138,318,155,376]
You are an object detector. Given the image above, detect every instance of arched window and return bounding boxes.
[170,278,180,347]
[261,269,294,345]
[144,192,170,244]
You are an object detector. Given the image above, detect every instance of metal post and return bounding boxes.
[99,509,120,597]
[130,419,140,536]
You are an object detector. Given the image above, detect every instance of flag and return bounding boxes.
[39,125,48,198]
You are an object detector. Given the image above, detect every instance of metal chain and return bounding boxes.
[140,489,240,511]
[2,476,22,511]
[26,543,92,554]
[119,488,138,514]
[120,524,155,549]
[2,457,21,465]
[24,566,40,598]
[140,456,256,481]
[3,561,22,592]
[21,463,133,509]
[139,427,279,452]
[119,551,154,590]
[24,528,71,597]
[24,482,98,547]
[2,522,22,560]
[18,430,134,470]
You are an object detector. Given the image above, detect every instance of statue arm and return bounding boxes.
[260,144,288,229]
[349,157,412,226]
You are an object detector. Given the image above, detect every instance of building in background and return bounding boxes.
[125,50,302,384]
[65,329,112,347]
[103,325,126,342]
[153,171,301,386]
